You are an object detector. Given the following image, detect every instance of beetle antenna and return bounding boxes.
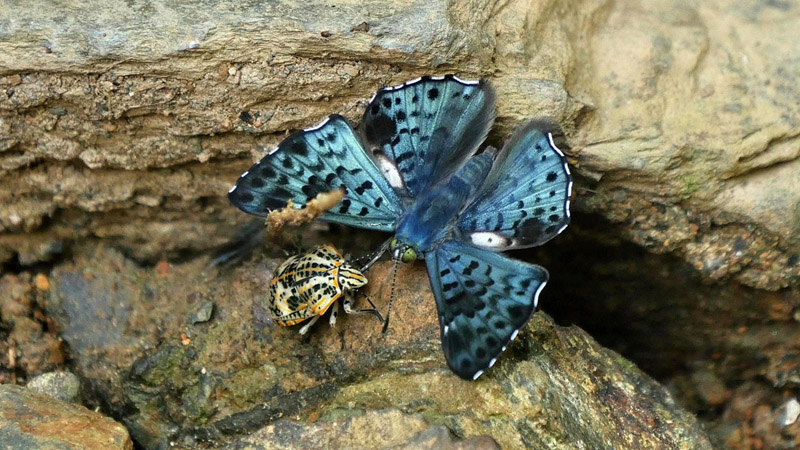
[354,237,393,272]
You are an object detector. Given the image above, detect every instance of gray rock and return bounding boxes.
[189,300,214,324]
[26,371,81,403]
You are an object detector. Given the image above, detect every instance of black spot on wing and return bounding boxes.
[355,180,374,195]
[338,199,351,214]
[362,113,397,146]
[260,166,276,178]
[289,141,308,156]
[394,151,414,165]
[236,191,253,203]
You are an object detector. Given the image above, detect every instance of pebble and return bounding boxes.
[26,371,81,403]
[691,369,728,406]
[780,398,800,427]
[189,300,214,324]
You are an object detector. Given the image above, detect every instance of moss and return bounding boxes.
[682,175,700,198]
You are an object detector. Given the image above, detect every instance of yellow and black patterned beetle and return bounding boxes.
[268,244,383,334]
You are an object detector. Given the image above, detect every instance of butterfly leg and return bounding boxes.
[298,315,320,335]
[343,294,385,323]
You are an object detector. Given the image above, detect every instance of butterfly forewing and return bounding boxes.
[458,120,572,250]
[425,239,549,380]
[228,115,403,231]
[358,75,496,197]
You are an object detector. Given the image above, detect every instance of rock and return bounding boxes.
[0,0,798,290]
[45,244,197,421]
[0,384,133,450]
[224,410,500,450]
[780,398,800,427]
[710,381,800,449]
[2,0,799,448]
[690,368,728,407]
[26,371,81,403]
[189,300,215,324]
[44,244,711,448]
[0,273,65,382]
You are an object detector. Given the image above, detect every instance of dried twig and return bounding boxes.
[266,188,345,240]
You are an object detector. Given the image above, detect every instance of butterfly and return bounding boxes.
[228,75,572,380]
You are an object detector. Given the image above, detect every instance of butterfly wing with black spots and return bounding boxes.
[358,75,496,197]
[228,115,404,231]
[458,120,572,250]
[424,239,549,380]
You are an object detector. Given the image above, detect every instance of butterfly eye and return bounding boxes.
[401,247,417,263]
[389,238,399,251]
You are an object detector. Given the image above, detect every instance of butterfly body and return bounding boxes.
[229,75,572,379]
[394,151,495,257]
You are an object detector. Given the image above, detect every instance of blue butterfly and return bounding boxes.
[228,75,572,380]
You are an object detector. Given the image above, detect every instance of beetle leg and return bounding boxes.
[299,315,320,335]
[343,293,384,323]
[329,301,339,327]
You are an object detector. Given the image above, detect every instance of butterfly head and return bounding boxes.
[389,238,419,263]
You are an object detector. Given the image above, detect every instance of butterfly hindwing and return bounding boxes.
[424,239,549,380]
[458,120,572,250]
[228,115,404,231]
[358,75,496,197]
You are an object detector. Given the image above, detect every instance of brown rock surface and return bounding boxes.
[2,0,799,448]
[41,243,711,449]
[1,0,798,289]
[224,410,501,450]
[0,273,65,383]
[0,383,133,450]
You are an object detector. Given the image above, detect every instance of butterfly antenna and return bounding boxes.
[382,258,399,333]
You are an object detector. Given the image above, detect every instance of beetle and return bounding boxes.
[267,244,383,334]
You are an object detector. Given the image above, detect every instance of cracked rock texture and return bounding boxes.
[1,0,798,289]
[2,0,800,449]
